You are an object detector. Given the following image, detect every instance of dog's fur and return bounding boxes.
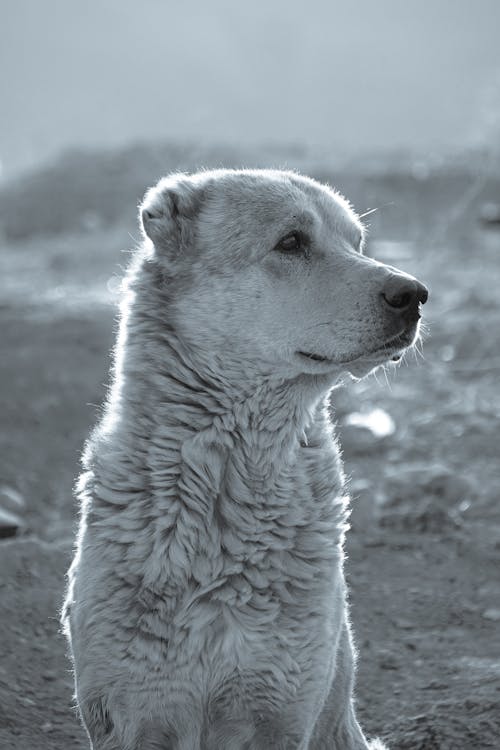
[62,169,426,749]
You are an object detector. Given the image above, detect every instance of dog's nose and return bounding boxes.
[381,275,428,311]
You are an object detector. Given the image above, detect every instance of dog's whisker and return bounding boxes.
[359,201,395,220]
[383,364,393,391]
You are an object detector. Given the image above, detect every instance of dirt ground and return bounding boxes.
[0,168,499,749]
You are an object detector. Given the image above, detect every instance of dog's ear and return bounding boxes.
[139,174,204,256]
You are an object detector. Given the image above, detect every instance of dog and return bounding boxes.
[62,169,427,749]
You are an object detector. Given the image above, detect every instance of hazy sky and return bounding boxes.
[2,0,500,177]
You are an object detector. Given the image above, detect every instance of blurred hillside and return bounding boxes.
[0,140,499,242]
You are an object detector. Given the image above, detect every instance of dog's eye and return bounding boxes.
[275,232,303,253]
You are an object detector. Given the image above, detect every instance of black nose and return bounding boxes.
[381,275,428,311]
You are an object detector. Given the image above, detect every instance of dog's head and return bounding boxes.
[139,169,427,383]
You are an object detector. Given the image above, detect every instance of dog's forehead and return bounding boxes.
[293,176,362,241]
[200,170,361,243]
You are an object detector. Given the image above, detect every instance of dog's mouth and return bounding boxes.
[297,351,332,363]
[296,327,419,368]
[365,328,418,362]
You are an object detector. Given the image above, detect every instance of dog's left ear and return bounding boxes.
[139,173,204,257]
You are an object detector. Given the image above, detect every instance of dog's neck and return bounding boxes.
[109,320,324,460]
[83,279,345,589]
[89,297,330,506]
[98,262,330,459]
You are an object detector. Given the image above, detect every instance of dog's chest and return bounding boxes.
[158,541,343,716]
[163,445,345,663]
[119,427,347,719]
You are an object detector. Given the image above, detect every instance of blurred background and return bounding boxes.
[1,2,500,748]
[2,0,500,178]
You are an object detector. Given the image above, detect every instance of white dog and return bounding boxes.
[63,169,427,749]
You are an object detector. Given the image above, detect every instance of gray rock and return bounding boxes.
[0,508,24,539]
[378,649,399,670]
[0,486,26,539]
[482,608,500,622]
[479,202,500,225]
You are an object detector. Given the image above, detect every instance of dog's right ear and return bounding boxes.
[139,174,203,256]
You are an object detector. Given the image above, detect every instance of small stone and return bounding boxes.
[378,650,399,670]
[409,714,428,725]
[42,670,57,681]
[422,679,449,690]
[392,618,414,630]
[0,507,24,538]
[344,408,396,438]
[41,721,54,733]
[19,696,36,706]
[464,699,479,710]
[479,202,500,225]
[482,608,500,622]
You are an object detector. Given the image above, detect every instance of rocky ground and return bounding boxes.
[0,163,499,749]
